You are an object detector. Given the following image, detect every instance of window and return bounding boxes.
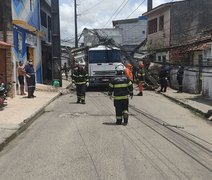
[41,10,47,27]
[89,50,121,63]
[159,16,164,31]
[148,18,157,34]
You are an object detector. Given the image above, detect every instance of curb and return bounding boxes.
[0,92,62,152]
[161,93,208,119]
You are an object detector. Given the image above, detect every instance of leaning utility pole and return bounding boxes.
[74,0,78,48]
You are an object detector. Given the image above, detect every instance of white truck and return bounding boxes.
[88,45,123,86]
[71,45,123,87]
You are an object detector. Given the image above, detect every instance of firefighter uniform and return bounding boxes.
[72,65,88,104]
[159,67,169,93]
[108,64,133,125]
[137,63,145,96]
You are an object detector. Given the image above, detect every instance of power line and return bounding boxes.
[104,0,130,28]
[126,0,145,19]
[78,0,105,16]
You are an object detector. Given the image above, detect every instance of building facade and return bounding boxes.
[12,0,43,87]
[142,0,212,97]
[40,0,52,83]
[113,16,147,56]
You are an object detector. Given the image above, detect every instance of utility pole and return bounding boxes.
[74,0,78,48]
[51,0,62,86]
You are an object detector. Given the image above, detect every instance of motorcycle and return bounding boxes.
[0,83,7,107]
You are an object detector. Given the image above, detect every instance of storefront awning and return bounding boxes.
[12,20,44,37]
[0,41,12,49]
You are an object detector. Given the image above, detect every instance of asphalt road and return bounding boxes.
[0,90,211,180]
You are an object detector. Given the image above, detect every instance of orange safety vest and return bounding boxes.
[125,67,133,82]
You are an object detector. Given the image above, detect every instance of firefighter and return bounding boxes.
[125,63,133,82]
[108,63,133,125]
[72,62,89,104]
[137,62,145,96]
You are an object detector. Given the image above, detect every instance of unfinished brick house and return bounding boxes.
[141,0,212,66]
[139,0,212,97]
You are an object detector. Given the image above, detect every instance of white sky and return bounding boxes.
[59,0,182,45]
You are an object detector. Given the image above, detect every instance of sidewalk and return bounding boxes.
[158,88,212,120]
[0,79,71,151]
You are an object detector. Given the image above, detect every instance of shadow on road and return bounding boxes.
[102,122,117,126]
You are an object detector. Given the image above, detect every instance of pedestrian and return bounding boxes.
[158,66,169,93]
[125,63,133,82]
[177,66,184,93]
[136,62,145,96]
[24,59,36,98]
[17,61,26,95]
[63,62,69,80]
[72,62,88,104]
[108,63,133,125]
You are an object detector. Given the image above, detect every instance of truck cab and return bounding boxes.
[88,45,123,86]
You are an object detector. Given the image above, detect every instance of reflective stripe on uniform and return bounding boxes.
[113,83,129,88]
[113,81,132,88]
[113,95,128,100]
[73,74,88,78]
[109,83,113,88]
[75,82,86,85]
[123,110,128,114]
[116,116,122,120]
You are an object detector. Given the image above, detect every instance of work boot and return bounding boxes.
[137,92,143,96]
[116,121,122,125]
[81,100,86,104]
[76,98,80,103]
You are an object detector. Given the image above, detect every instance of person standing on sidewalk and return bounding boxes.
[18,61,26,95]
[72,62,88,104]
[62,62,69,80]
[108,63,133,125]
[158,66,169,93]
[24,60,36,98]
[136,63,145,96]
[177,66,184,93]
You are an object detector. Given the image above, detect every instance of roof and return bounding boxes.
[143,0,185,16]
[0,41,12,49]
[186,42,212,51]
[113,18,139,26]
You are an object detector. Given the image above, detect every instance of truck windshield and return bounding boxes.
[89,50,121,63]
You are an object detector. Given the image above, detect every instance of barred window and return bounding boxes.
[148,18,157,34]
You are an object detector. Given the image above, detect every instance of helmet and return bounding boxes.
[115,63,125,71]
[115,63,125,75]
[78,61,86,66]
[139,63,144,68]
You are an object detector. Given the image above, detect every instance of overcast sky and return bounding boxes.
[59,0,181,45]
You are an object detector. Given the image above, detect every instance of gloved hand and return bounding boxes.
[86,82,89,87]
[108,92,112,99]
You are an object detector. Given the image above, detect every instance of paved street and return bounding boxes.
[0,90,211,180]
